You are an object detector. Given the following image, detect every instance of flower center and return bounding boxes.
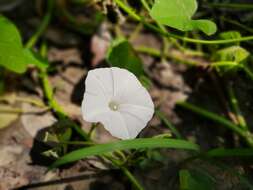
[108,101,119,111]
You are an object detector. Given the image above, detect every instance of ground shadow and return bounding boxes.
[174,67,253,149]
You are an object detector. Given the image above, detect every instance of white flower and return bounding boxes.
[81,67,154,139]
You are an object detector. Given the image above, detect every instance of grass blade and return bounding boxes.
[51,138,199,168]
[155,110,182,139]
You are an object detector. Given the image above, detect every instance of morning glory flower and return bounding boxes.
[81,67,154,139]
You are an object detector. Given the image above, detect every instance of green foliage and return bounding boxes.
[179,169,215,190]
[212,46,249,73]
[23,49,49,71]
[215,46,249,63]
[0,15,27,73]
[0,15,49,73]
[50,138,200,168]
[43,121,73,159]
[106,38,144,77]
[219,31,241,41]
[150,0,217,35]
[137,149,164,169]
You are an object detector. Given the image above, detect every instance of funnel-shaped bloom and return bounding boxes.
[81,67,154,139]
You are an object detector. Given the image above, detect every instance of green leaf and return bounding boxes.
[179,169,215,190]
[106,38,144,77]
[23,49,49,71]
[51,138,199,168]
[207,148,253,157]
[219,31,241,40]
[0,15,27,73]
[150,0,217,35]
[215,46,249,63]
[212,46,249,73]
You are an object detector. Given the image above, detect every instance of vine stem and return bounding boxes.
[140,0,170,60]
[221,17,253,34]
[135,46,201,66]
[25,0,54,49]
[121,166,144,190]
[155,109,182,139]
[40,72,66,117]
[113,0,253,44]
[243,66,253,81]
[227,84,247,130]
[109,158,144,190]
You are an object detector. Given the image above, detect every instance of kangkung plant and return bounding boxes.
[1,0,253,189]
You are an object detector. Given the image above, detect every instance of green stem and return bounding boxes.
[121,166,144,190]
[140,0,151,12]
[40,43,90,140]
[211,61,239,68]
[56,4,98,35]
[25,0,54,49]
[140,0,181,57]
[98,153,144,190]
[88,123,99,138]
[129,23,143,42]
[40,72,66,118]
[221,17,253,34]
[243,66,253,81]
[177,101,253,147]
[109,158,144,190]
[155,109,182,139]
[114,0,253,44]
[40,69,90,140]
[227,85,247,130]
[212,62,253,82]
[135,46,200,66]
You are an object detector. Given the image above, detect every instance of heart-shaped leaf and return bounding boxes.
[150,0,217,35]
[106,38,144,77]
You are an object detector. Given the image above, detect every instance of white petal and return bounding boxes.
[110,67,143,100]
[85,68,114,99]
[110,67,154,109]
[92,111,132,140]
[119,103,154,138]
[120,87,154,109]
[81,92,110,122]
